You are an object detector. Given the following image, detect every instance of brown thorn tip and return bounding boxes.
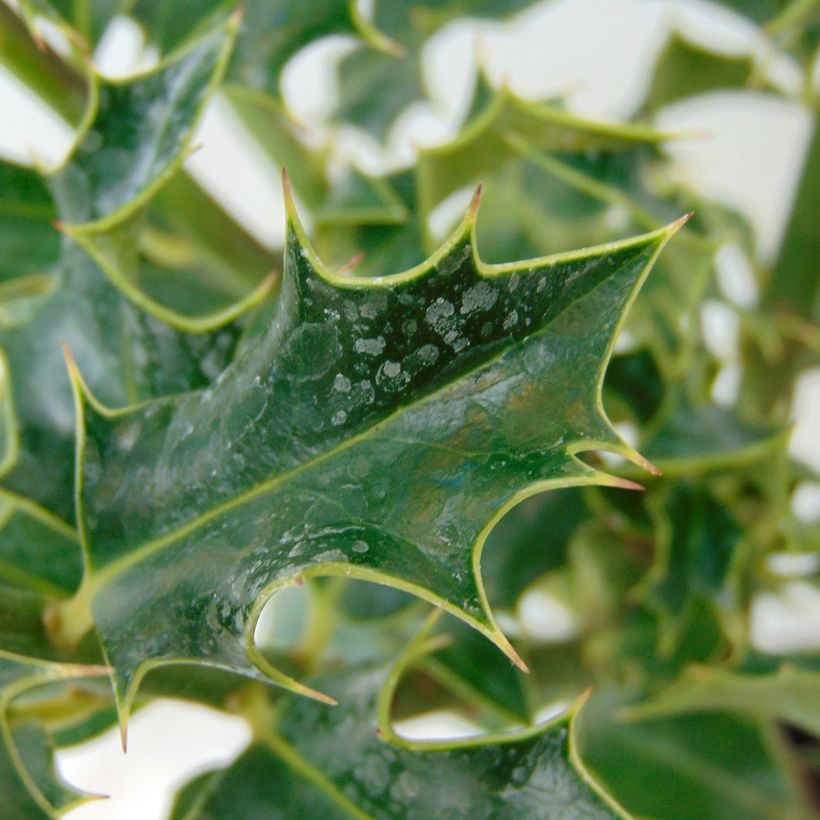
[469,184,483,216]
[61,341,76,369]
[337,252,365,276]
[618,478,645,492]
[496,631,528,673]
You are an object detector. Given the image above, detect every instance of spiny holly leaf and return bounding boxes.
[740,122,820,421]
[50,18,236,229]
[640,483,742,654]
[624,663,820,738]
[335,0,533,139]
[0,18,264,520]
[0,162,60,288]
[0,3,86,124]
[63,174,687,719]
[220,84,408,230]
[0,652,107,818]
[171,617,625,819]
[576,688,811,820]
[416,86,669,246]
[641,33,760,114]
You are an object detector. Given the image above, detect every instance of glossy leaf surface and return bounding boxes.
[72,182,683,712]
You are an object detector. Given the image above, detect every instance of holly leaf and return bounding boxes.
[640,483,742,654]
[416,86,668,247]
[0,19,263,523]
[624,663,820,738]
[50,18,236,229]
[0,653,107,817]
[170,615,625,819]
[335,0,533,139]
[63,174,687,719]
[0,3,86,124]
[576,688,811,820]
[641,33,759,114]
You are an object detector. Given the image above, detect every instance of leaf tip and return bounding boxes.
[281,167,299,224]
[605,474,646,492]
[668,211,694,236]
[337,252,365,276]
[492,628,529,673]
[229,3,246,27]
[469,183,484,219]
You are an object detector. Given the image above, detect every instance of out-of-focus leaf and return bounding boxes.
[335,0,533,139]
[639,394,785,475]
[50,19,237,229]
[481,487,589,611]
[416,88,668,245]
[741,122,820,420]
[171,619,625,819]
[0,2,86,123]
[0,653,107,817]
[640,483,742,653]
[577,688,810,820]
[625,663,820,737]
[641,33,758,113]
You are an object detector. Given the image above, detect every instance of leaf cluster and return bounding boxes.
[0,0,818,817]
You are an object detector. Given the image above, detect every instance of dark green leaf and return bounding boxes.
[576,688,809,820]
[67,181,684,716]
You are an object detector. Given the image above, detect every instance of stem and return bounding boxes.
[43,578,95,650]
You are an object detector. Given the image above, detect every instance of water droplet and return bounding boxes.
[460,281,498,314]
[391,771,419,800]
[332,409,348,426]
[425,297,454,332]
[352,540,369,554]
[117,422,137,452]
[351,380,375,405]
[333,374,352,393]
[354,337,386,356]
